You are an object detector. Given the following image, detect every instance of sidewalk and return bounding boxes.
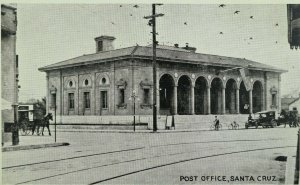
[2,134,69,152]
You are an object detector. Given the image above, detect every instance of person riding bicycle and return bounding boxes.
[214,116,220,131]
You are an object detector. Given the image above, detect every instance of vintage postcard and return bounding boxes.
[1,1,299,184]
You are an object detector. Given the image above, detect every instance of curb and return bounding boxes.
[2,142,70,152]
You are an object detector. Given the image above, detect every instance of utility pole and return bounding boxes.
[144,4,164,132]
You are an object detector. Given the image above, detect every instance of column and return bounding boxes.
[173,85,178,115]
[191,84,195,115]
[222,87,226,114]
[249,89,253,114]
[207,86,211,114]
[236,88,240,114]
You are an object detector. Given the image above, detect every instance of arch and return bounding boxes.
[195,76,208,114]
[176,74,192,86]
[96,73,110,86]
[239,81,250,114]
[252,80,263,113]
[82,77,92,87]
[177,75,192,115]
[66,79,76,89]
[159,74,175,115]
[225,78,237,114]
[211,77,223,114]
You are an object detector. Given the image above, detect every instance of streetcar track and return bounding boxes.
[150,138,281,147]
[89,145,296,184]
[2,147,144,169]
[13,145,295,184]
[3,138,282,170]
[13,146,230,184]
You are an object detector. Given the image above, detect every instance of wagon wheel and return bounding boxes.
[19,125,28,135]
[19,120,30,136]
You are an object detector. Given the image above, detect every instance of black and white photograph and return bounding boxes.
[1,1,300,184]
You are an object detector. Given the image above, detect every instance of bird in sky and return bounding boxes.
[184,22,187,25]
[133,5,139,8]
[275,23,279,26]
[249,37,253,40]
[130,14,133,16]
[234,11,240,14]
[119,5,122,7]
[275,41,278,44]
[219,32,223,34]
[111,22,115,25]
[219,4,225,8]
[250,16,254,19]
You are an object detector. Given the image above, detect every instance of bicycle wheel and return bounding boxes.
[210,124,215,130]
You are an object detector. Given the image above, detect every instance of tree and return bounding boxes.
[33,97,46,120]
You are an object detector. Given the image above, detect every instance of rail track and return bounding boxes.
[3,139,295,184]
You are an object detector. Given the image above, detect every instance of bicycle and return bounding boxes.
[227,121,239,130]
[210,123,222,130]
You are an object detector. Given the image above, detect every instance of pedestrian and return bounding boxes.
[248,114,252,121]
[214,116,220,131]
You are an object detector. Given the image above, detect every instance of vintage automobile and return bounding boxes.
[245,111,278,129]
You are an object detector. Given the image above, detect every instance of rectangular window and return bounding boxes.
[84,92,90,109]
[272,94,276,106]
[98,41,103,52]
[68,93,74,109]
[101,91,108,109]
[120,89,125,104]
[143,89,150,104]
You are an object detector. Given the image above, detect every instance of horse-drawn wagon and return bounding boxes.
[18,104,53,136]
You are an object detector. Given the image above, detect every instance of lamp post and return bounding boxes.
[12,103,19,145]
[130,90,139,132]
[50,86,57,142]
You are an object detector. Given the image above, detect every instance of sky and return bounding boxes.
[15,3,300,102]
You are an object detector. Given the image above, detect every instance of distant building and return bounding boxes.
[281,93,300,111]
[287,4,300,49]
[39,35,286,126]
[1,4,18,144]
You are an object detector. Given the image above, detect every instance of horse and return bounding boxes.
[32,113,53,136]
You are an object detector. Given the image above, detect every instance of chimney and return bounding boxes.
[174,43,179,48]
[94,35,115,52]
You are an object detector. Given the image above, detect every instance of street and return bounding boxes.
[2,127,298,184]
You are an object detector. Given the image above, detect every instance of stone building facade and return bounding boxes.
[39,36,286,124]
[1,4,18,143]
